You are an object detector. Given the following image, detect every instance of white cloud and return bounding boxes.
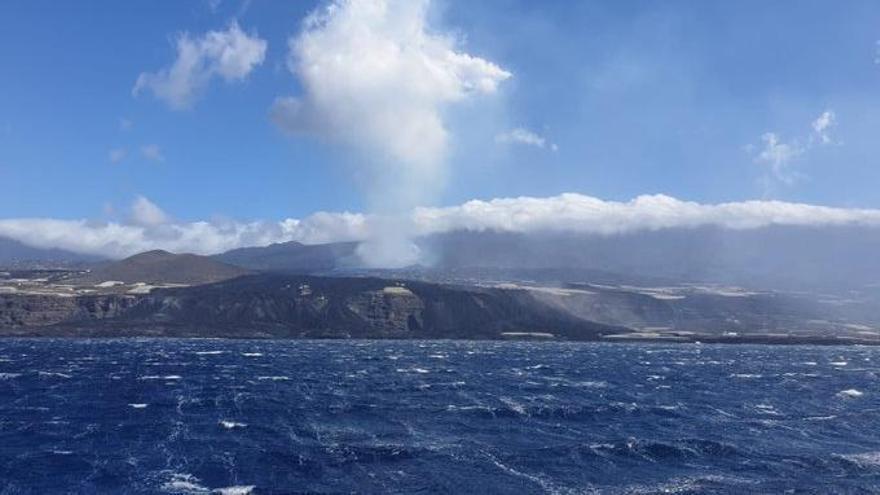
[272,0,511,180]
[108,148,127,164]
[119,118,133,131]
[134,22,267,109]
[754,132,803,185]
[0,211,365,260]
[3,193,880,259]
[412,193,880,235]
[495,127,557,151]
[130,196,169,227]
[140,144,164,162]
[752,110,838,187]
[811,110,836,145]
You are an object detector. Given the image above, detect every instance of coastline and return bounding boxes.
[2,329,879,346]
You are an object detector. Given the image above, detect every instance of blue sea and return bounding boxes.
[1,339,879,494]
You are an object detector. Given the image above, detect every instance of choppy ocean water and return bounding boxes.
[1,339,879,494]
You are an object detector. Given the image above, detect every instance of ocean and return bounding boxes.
[0,339,878,494]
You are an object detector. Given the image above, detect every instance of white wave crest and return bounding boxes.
[837,389,864,398]
[219,420,247,429]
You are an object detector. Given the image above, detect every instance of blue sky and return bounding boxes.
[1,0,880,229]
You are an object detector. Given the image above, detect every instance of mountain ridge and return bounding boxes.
[70,250,251,285]
[0,236,104,269]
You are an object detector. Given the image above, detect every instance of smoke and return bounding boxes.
[271,0,511,267]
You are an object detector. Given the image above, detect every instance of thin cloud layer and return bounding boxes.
[754,132,804,185]
[108,148,127,164]
[495,128,557,151]
[3,193,880,259]
[140,144,165,162]
[752,109,838,187]
[134,22,267,109]
[811,110,836,145]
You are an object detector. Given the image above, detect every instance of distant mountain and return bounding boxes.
[213,226,880,293]
[0,236,103,269]
[72,250,250,285]
[215,240,359,273]
[419,226,880,292]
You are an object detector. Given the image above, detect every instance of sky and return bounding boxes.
[2,0,880,258]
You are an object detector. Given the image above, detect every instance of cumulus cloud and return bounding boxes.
[3,193,880,259]
[108,148,127,164]
[134,22,267,109]
[495,127,558,151]
[140,144,164,162]
[752,110,838,187]
[271,0,510,266]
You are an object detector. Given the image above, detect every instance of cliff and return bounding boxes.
[0,274,625,340]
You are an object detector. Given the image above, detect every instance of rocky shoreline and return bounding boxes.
[4,265,879,345]
[0,274,624,341]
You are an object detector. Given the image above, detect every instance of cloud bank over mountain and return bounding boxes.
[2,193,880,259]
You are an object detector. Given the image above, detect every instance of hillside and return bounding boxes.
[0,236,103,269]
[420,227,880,293]
[0,274,625,340]
[72,250,251,286]
[2,269,879,343]
[215,240,358,272]
[212,226,880,293]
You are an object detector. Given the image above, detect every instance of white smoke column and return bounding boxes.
[272,0,511,267]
